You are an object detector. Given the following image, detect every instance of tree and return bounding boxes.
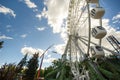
[16,54,28,73]
[0,63,16,80]
[44,57,120,80]
[44,59,72,80]
[0,41,4,48]
[23,53,39,80]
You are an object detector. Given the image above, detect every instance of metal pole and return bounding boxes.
[97,2,103,46]
[37,44,54,79]
[86,2,91,56]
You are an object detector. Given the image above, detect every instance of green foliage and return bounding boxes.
[44,59,63,79]
[86,61,106,80]
[0,53,40,80]
[44,59,73,80]
[44,66,54,77]
[97,58,120,80]
[40,69,44,77]
[15,56,120,80]
[23,53,39,80]
[98,66,113,79]
[0,54,28,80]
[16,54,28,73]
[0,63,16,80]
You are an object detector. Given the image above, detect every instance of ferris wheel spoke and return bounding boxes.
[79,37,120,56]
[71,36,86,60]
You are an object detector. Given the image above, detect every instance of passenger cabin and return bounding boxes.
[92,26,107,39]
[90,7,105,19]
[86,0,98,3]
[90,45,105,58]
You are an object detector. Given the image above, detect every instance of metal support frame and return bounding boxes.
[79,37,120,56]
[107,35,120,54]
[86,2,91,56]
[37,45,54,79]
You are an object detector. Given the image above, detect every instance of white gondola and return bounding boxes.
[92,26,107,39]
[90,7,105,19]
[86,0,98,3]
[90,45,105,58]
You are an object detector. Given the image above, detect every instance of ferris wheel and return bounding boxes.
[64,0,106,61]
[44,0,120,80]
[60,0,120,80]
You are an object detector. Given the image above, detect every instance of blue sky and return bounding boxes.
[0,0,120,68]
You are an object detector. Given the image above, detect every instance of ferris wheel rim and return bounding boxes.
[67,0,92,57]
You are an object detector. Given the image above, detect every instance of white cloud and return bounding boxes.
[24,0,37,8]
[36,7,47,20]
[47,54,51,58]
[43,57,57,63]
[6,25,12,28]
[0,5,16,17]
[60,27,68,43]
[21,47,44,56]
[36,27,45,31]
[54,44,65,55]
[41,0,69,33]
[112,12,120,20]
[6,25,12,32]
[0,35,13,40]
[112,12,120,24]
[35,0,70,43]
[36,0,69,42]
[36,14,42,20]
[20,34,27,38]
[33,9,38,12]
